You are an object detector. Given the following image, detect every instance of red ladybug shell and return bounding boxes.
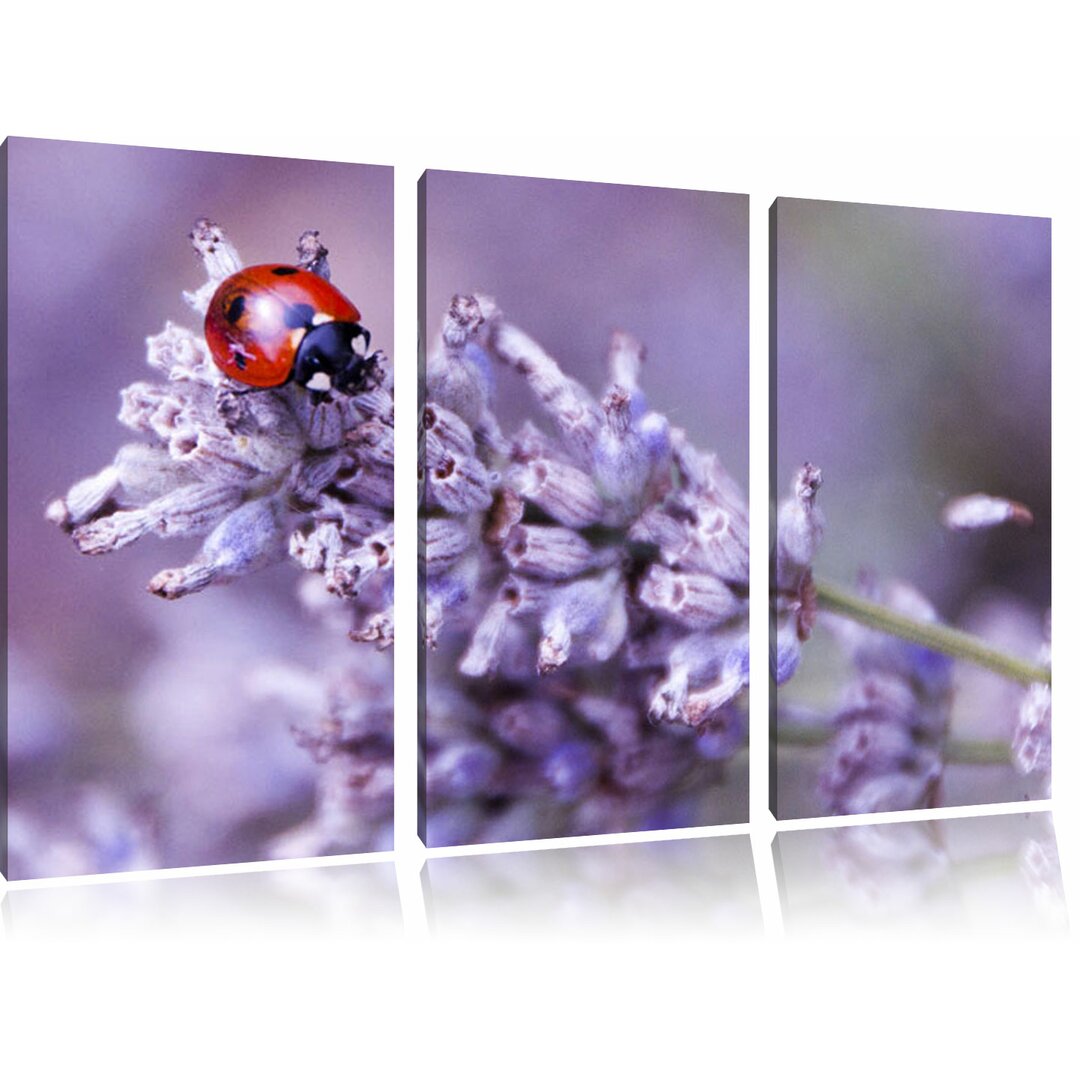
[204,264,361,387]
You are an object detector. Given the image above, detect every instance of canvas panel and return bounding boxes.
[3,138,394,880]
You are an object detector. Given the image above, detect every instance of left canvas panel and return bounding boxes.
[2,138,394,880]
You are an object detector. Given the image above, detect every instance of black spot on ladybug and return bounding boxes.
[231,351,248,370]
[284,303,315,329]
[225,295,246,324]
[271,266,299,276]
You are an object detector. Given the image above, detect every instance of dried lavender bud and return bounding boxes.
[427,553,483,649]
[290,520,343,573]
[423,401,482,459]
[591,385,657,512]
[45,463,121,529]
[775,462,824,586]
[637,564,744,630]
[538,569,628,673]
[488,318,603,463]
[458,594,514,678]
[942,493,1034,531]
[771,620,803,686]
[821,720,943,815]
[149,496,284,599]
[631,496,749,586]
[296,228,330,277]
[424,517,477,574]
[326,526,394,600]
[650,639,748,728]
[772,462,825,683]
[684,652,750,726]
[506,456,605,529]
[72,483,246,555]
[502,523,609,580]
[426,449,495,514]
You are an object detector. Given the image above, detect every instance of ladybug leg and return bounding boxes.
[332,347,382,395]
[215,383,271,431]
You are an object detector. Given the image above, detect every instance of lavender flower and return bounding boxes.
[818,575,952,815]
[1012,613,1051,795]
[47,218,394,644]
[7,652,160,879]
[8,787,159,880]
[422,296,749,842]
[45,219,395,861]
[772,462,824,684]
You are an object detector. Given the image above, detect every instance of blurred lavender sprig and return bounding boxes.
[422,296,749,842]
[818,575,952,814]
[774,460,1052,817]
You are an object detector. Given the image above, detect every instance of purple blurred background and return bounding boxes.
[5,137,393,876]
[423,171,749,481]
[775,198,1050,611]
[775,197,1050,816]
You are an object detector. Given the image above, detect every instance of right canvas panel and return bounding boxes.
[770,198,1051,820]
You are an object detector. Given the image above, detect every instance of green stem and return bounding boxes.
[774,722,1013,766]
[814,577,1050,687]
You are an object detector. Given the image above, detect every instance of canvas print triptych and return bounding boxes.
[2,138,1051,883]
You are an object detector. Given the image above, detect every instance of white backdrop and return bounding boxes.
[2,5,1077,1075]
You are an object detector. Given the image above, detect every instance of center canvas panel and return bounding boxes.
[419,171,749,846]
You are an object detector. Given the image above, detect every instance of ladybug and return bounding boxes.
[204,264,379,395]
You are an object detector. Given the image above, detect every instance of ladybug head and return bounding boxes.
[293,320,379,395]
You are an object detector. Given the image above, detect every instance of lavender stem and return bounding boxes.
[814,577,1051,687]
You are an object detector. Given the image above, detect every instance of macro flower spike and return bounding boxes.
[44,219,396,860]
[47,219,394,643]
[422,296,751,842]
